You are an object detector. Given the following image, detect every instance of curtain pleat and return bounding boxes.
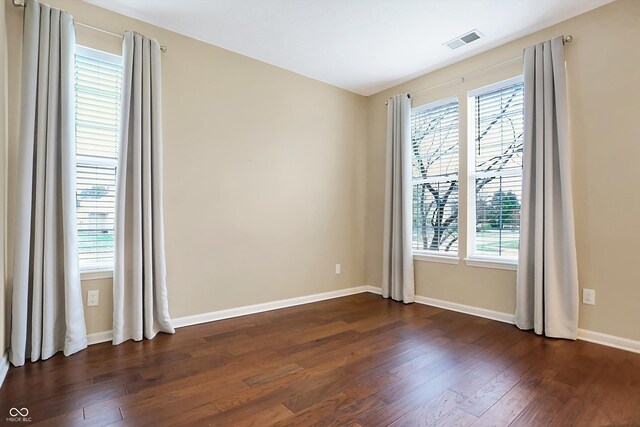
[10,0,86,367]
[113,32,174,345]
[516,36,579,339]
[382,94,415,303]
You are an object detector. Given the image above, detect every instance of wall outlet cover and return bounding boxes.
[582,288,596,305]
[87,290,100,307]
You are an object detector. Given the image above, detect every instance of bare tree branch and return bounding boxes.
[412,89,522,253]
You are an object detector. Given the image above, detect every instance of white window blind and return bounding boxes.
[471,78,524,258]
[411,98,459,254]
[75,47,122,271]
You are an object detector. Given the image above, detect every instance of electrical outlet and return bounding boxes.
[335,264,341,274]
[582,288,595,305]
[87,290,100,307]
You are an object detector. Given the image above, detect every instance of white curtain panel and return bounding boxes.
[113,32,174,345]
[516,36,579,339]
[10,0,86,367]
[382,93,415,303]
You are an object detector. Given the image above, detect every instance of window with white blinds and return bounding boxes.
[75,46,122,271]
[469,77,524,259]
[411,98,459,254]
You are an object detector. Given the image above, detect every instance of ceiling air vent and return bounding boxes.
[445,30,483,50]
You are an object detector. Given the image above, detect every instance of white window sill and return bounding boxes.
[413,252,459,265]
[81,270,113,281]
[464,256,517,271]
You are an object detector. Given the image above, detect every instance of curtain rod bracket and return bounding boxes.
[402,35,573,103]
[13,1,167,53]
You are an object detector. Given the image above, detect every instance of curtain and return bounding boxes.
[382,93,415,303]
[10,0,86,367]
[516,36,579,339]
[113,32,174,345]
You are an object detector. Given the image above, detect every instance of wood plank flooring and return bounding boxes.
[2,293,640,426]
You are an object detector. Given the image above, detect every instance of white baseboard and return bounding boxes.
[364,285,382,295]
[364,286,515,324]
[414,295,516,325]
[84,285,640,356]
[577,328,640,354]
[86,330,114,345]
[417,295,640,354]
[415,294,640,354]
[0,351,9,389]
[86,286,371,345]
[365,286,640,355]
[172,286,370,328]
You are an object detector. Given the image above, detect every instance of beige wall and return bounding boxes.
[0,0,7,355]
[365,0,640,341]
[4,0,367,336]
[3,0,639,347]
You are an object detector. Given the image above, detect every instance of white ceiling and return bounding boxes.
[83,0,613,96]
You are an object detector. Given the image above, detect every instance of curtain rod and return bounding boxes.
[386,34,573,104]
[12,0,167,53]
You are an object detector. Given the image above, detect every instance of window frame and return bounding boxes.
[465,75,524,271]
[75,45,122,279]
[410,96,461,263]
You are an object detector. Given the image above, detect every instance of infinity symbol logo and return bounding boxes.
[9,408,29,417]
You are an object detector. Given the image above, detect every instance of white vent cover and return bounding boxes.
[445,30,483,50]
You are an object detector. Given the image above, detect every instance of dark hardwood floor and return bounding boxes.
[2,293,640,426]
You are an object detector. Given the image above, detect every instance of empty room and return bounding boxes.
[0,0,639,425]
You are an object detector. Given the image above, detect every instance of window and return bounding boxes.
[75,46,122,271]
[411,98,459,255]
[468,77,524,261]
